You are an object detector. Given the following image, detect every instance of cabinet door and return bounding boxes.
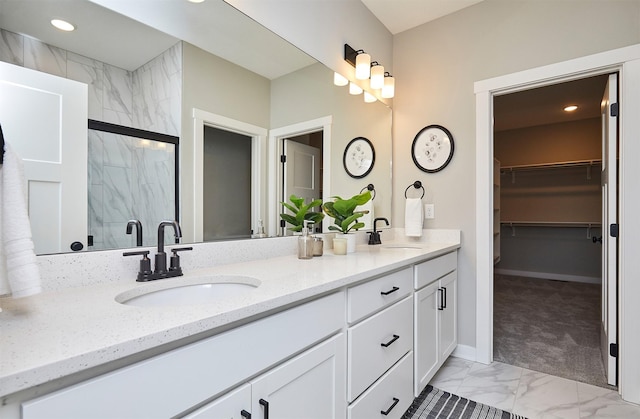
[251,334,346,419]
[414,281,439,396]
[184,383,251,419]
[438,271,457,361]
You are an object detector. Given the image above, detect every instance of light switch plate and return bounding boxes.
[425,204,435,219]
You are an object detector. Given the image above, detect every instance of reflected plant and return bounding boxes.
[280,194,325,232]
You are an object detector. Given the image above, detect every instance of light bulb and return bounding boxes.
[370,63,384,90]
[364,92,376,103]
[333,72,348,86]
[355,52,371,80]
[349,82,363,95]
[381,74,395,98]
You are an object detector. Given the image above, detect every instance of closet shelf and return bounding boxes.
[501,159,602,172]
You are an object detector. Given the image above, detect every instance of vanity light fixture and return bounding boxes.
[334,72,349,86]
[370,62,384,90]
[349,82,363,95]
[381,72,395,99]
[51,19,75,32]
[344,43,394,98]
[364,91,377,103]
[564,105,578,112]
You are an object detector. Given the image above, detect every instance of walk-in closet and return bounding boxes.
[492,74,616,389]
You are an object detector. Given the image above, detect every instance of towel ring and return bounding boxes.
[404,181,425,199]
[360,183,376,200]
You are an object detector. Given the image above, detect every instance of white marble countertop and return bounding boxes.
[0,240,459,398]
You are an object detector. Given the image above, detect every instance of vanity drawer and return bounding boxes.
[347,267,412,324]
[347,295,413,401]
[414,251,457,290]
[348,352,413,419]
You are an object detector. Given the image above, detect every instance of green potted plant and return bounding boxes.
[280,194,324,233]
[322,190,371,253]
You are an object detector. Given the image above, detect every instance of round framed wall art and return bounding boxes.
[411,125,455,173]
[343,137,375,178]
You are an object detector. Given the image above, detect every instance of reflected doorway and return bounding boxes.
[203,126,252,241]
[281,131,323,235]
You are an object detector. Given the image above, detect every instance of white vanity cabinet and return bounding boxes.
[22,292,345,419]
[186,333,345,419]
[414,251,458,396]
[346,267,414,419]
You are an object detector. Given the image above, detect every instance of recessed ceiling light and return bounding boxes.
[564,105,578,112]
[188,0,205,3]
[51,19,75,32]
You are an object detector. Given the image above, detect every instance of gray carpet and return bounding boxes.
[402,385,526,419]
[493,274,612,389]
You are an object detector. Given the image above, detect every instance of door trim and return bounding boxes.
[474,44,640,403]
[192,108,268,242]
[268,116,332,236]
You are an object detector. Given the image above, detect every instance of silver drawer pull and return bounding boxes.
[381,334,400,347]
[381,397,399,416]
[380,286,399,296]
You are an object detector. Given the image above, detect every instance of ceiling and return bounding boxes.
[362,0,486,34]
[0,0,608,130]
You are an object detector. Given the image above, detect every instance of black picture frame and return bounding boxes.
[343,137,375,178]
[411,124,455,173]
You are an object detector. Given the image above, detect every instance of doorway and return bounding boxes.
[203,126,252,241]
[491,74,616,388]
[281,131,324,235]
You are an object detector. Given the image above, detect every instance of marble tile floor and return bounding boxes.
[429,357,640,418]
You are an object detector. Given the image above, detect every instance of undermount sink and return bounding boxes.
[115,275,261,307]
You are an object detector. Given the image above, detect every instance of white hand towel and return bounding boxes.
[405,198,423,237]
[0,142,42,299]
[359,200,374,231]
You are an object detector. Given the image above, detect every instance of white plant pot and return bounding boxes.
[336,233,356,253]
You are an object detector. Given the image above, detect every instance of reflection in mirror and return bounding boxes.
[0,0,392,254]
[87,121,178,250]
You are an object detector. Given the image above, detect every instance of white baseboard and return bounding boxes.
[494,268,601,284]
[452,344,476,362]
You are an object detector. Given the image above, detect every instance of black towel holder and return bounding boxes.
[0,124,5,165]
[360,183,376,200]
[404,181,425,199]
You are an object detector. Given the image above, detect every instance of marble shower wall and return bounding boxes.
[0,28,182,250]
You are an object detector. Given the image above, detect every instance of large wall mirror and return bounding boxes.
[0,0,392,254]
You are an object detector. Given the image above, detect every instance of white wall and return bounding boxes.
[393,0,640,350]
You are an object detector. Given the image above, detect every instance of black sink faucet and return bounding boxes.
[368,217,390,245]
[123,220,192,282]
[126,220,143,247]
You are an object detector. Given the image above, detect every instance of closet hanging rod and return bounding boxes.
[501,159,602,172]
[501,221,601,227]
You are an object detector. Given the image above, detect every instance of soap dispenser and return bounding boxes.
[298,220,314,259]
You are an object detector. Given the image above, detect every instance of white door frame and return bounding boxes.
[192,108,268,242]
[474,44,640,403]
[268,116,332,237]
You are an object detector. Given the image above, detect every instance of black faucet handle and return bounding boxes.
[123,250,150,258]
[169,247,193,273]
[123,250,153,281]
[170,246,193,255]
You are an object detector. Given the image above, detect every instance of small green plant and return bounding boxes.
[322,190,371,234]
[280,194,324,232]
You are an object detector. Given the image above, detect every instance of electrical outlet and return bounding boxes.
[425,204,435,219]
